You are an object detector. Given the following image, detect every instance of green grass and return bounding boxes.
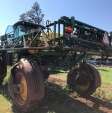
[0,66,112,113]
[97,67,112,85]
[0,95,11,113]
[93,66,112,101]
[3,66,11,85]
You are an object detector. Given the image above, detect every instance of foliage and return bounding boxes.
[19,2,44,24]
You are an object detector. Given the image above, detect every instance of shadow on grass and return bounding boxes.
[87,96,112,111]
[97,68,109,72]
[0,84,10,100]
[49,67,68,74]
[0,83,112,113]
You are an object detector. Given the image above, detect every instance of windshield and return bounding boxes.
[5,25,14,38]
[5,25,14,35]
[14,25,26,38]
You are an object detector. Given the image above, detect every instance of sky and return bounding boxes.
[0,0,112,35]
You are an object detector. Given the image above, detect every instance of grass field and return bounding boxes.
[0,95,11,113]
[0,66,112,113]
[97,67,112,85]
[92,67,112,102]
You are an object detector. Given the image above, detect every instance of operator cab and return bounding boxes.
[13,21,45,38]
[4,21,45,47]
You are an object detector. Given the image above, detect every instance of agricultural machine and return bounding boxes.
[0,16,112,112]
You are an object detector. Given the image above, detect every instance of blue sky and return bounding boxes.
[0,0,112,35]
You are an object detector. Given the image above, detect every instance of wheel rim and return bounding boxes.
[75,73,90,92]
[12,71,28,105]
[19,74,27,102]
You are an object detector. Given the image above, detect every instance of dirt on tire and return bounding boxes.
[8,58,45,112]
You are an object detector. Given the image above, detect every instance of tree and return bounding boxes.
[19,2,44,24]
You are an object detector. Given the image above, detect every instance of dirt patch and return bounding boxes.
[0,75,112,113]
[48,75,112,113]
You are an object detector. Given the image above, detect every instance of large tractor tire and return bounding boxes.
[0,51,7,85]
[40,65,49,80]
[67,63,101,97]
[8,58,45,112]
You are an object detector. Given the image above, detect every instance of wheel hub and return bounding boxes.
[75,73,90,92]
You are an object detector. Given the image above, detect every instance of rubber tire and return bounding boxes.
[8,58,45,112]
[39,65,49,80]
[67,63,101,97]
[0,51,7,85]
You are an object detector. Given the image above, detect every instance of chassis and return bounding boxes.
[0,16,111,112]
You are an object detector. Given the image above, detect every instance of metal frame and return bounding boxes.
[0,16,112,67]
